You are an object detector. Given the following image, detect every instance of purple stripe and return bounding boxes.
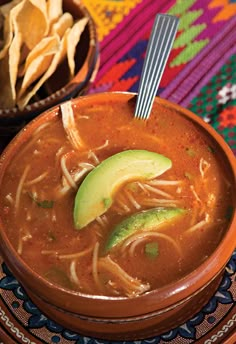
[190,0,212,11]
[193,9,225,40]
[180,46,236,107]
[196,22,225,41]
[189,0,227,40]
[161,16,236,104]
[96,0,175,81]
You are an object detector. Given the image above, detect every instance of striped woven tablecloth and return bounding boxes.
[0,0,236,343]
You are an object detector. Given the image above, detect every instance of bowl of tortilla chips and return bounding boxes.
[0,0,99,136]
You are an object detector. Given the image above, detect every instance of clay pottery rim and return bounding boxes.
[0,92,235,319]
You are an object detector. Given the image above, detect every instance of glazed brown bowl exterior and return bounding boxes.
[0,0,99,136]
[0,93,235,340]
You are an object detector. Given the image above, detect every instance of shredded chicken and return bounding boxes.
[61,101,85,150]
[98,255,150,297]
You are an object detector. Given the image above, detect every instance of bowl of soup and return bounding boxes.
[0,92,235,340]
[0,0,99,136]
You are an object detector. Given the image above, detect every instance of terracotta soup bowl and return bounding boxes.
[0,92,235,340]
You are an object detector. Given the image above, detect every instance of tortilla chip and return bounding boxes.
[0,52,15,108]
[11,0,48,50]
[51,12,73,38]
[17,29,69,110]
[0,15,12,59]
[67,17,88,76]
[8,28,22,105]
[47,0,63,26]
[0,0,89,110]
[0,0,22,17]
[18,35,60,96]
[0,11,4,35]
[18,35,60,76]
[0,4,22,108]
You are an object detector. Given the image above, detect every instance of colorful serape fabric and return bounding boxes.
[85,0,236,152]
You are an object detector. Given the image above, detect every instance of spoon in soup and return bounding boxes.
[134,14,179,120]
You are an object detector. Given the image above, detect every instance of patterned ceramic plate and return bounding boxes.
[0,250,236,344]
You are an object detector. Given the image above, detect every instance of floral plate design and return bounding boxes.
[0,250,236,344]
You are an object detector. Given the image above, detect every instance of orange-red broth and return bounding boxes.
[0,96,233,297]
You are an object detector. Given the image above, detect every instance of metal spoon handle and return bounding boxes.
[134,14,179,120]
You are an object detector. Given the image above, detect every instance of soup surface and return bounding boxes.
[0,94,233,297]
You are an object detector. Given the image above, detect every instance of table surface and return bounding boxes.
[0,0,236,343]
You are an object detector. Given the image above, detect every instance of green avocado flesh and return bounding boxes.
[106,207,186,251]
[73,150,172,229]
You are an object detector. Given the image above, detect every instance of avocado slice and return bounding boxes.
[74,150,172,229]
[106,207,186,251]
